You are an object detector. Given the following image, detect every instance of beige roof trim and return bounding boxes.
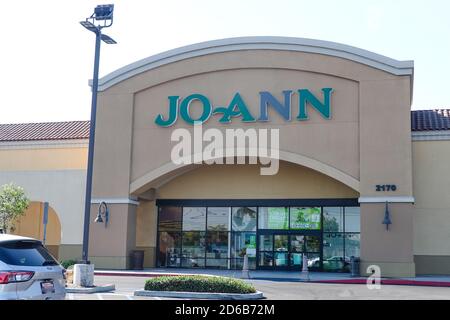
[94,36,414,91]
[359,196,415,203]
[0,139,88,150]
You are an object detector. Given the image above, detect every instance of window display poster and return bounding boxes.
[267,207,289,229]
[290,207,321,230]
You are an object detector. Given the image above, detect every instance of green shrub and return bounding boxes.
[144,275,256,294]
[60,259,78,269]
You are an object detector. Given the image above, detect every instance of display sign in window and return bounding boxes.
[290,207,321,230]
[259,207,289,229]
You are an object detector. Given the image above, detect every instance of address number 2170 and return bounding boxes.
[375,184,397,192]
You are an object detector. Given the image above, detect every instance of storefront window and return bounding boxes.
[206,231,229,259]
[156,204,359,272]
[232,257,256,270]
[323,207,344,232]
[207,207,230,231]
[181,231,205,268]
[306,253,321,270]
[305,235,320,252]
[274,235,288,251]
[206,259,228,269]
[345,233,360,258]
[259,252,273,267]
[323,232,346,272]
[273,235,289,267]
[345,207,360,232]
[259,235,273,251]
[231,207,257,231]
[231,232,256,258]
[231,232,256,270]
[158,206,182,231]
[182,207,206,231]
[158,232,181,267]
[290,207,321,230]
[258,207,289,229]
[290,235,304,252]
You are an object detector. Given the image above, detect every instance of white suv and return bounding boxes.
[0,234,66,300]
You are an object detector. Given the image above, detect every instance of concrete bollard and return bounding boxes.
[301,254,310,281]
[241,254,250,279]
[73,264,95,287]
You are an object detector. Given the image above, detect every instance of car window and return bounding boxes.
[0,240,58,266]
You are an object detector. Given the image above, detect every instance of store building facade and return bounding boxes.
[2,37,449,277]
[87,36,419,277]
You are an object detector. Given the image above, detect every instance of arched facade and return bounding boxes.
[89,37,415,276]
[12,201,62,258]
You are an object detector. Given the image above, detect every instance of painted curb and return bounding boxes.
[94,272,450,288]
[313,279,450,287]
[65,284,116,294]
[134,290,264,300]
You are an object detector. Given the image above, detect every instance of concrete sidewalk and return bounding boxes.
[93,268,450,287]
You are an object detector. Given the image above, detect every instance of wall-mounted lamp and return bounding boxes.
[382,201,392,231]
[94,201,109,228]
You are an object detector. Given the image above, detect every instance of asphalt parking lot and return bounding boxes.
[65,275,450,300]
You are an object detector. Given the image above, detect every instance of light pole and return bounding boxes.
[80,4,117,264]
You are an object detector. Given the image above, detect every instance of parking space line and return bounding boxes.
[96,293,104,300]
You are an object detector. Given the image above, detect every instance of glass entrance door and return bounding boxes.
[258,232,321,270]
[274,235,289,267]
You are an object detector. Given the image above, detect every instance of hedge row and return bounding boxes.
[144,275,256,294]
[60,259,77,269]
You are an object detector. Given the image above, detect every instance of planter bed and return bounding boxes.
[135,275,264,299]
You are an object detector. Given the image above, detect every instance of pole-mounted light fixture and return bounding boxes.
[80,4,117,264]
[382,201,392,230]
[95,201,109,228]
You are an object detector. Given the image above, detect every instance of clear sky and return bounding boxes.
[1,0,449,123]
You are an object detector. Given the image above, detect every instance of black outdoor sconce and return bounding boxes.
[382,201,392,231]
[94,201,109,228]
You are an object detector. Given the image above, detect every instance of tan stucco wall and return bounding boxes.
[157,161,358,199]
[0,147,87,171]
[58,244,83,262]
[412,140,450,274]
[360,203,415,277]
[92,49,412,200]
[0,142,88,245]
[12,201,61,247]
[359,78,412,197]
[89,203,137,269]
[92,93,134,198]
[136,200,157,248]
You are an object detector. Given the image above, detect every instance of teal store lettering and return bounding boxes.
[155,88,333,127]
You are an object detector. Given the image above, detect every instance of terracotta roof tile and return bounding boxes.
[0,121,90,142]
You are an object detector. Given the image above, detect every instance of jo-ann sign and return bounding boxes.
[155,88,333,126]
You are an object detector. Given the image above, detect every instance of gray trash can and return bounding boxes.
[350,256,360,277]
[131,250,145,270]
